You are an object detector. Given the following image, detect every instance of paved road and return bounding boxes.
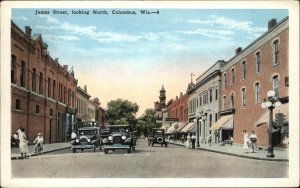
[11,139,288,178]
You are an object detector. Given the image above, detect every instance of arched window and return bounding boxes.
[32,68,36,92]
[53,80,56,99]
[48,78,51,98]
[273,40,279,65]
[223,73,227,89]
[36,105,40,114]
[223,96,226,111]
[68,89,71,105]
[272,75,279,97]
[241,88,246,107]
[230,93,234,109]
[256,52,261,73]
[39,73,43,94]
[21,61,26,87]
[254,83,260,103]
[242,61,246,80]
[231,68,235,85]
[11,55,16,84]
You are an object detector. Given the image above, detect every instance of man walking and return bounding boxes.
[249,131,257,153]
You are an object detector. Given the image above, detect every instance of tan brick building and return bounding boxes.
[219,17,289,147]
[11,21,77,143]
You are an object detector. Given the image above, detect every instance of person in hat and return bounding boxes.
[33,133,44,153]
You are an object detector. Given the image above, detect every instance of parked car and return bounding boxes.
[71,127,101,153]
[148,128,168,147]
[102,125,136,154]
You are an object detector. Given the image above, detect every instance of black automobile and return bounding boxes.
[148,128,168,147]
[71,127,101,153]
[102,125,136,154]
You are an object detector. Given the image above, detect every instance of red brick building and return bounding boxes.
[11,21,77,143]
[220,17,289,147]
[91,97,106,128]
[167,92,188,123]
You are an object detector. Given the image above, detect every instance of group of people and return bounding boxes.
[243,130,257,153]
[185,133,197,149]
[12,128,44,159]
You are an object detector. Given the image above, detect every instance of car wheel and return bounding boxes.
[104,149,109,154]
[72,148,76,153]
[127,148,132,153]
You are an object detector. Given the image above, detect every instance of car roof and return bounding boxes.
[78,127,100,130]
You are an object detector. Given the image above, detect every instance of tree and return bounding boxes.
[105,98,139,126]
[136,109,161,136]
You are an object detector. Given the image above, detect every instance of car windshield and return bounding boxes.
[110,127,130,133]
[154,130,163,135]
[78,130,96,136]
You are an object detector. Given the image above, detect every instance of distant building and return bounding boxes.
[11,21,77,143]
[76,85,91,128]
[154,85,166,119]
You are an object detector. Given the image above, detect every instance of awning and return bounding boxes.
[210,114,234,131]
[167,123,178,133]
[254,103,288,127]
[180,122,196,133]
[176,122,188,132]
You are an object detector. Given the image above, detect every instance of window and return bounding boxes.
[50,109,53,116]
[256,52,261,73]
[223,74,227,89]
[223,96,226,110]
[242,61,246,80]
[36,105,40,114]
[255,83,260,103]
[215,88,218,101]
[231,68,235,85]
[196,98,198,108]
[39,73,43,94]
[48,78,51,98]
[241,88,246,107]
[53,80,56,99]
[230,93,234,109]
[11,55,16,84]
[215,113,218,122]
[68,89,71,105]
[272,75,279,97]
[32,68,36,92]
[199,96,202,106]
[16,99,21,110]
[209,88,213,102]
[21,61,25,87]
[273,40,279,65]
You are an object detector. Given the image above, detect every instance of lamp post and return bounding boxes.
[261,90,282,158]
[196,115,200,147]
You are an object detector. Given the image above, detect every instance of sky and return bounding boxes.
[12,8,288,117]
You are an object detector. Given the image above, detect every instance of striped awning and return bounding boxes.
[176,122,188,132]
[180,122,196,133]
[210,115,234,131]
[254,103,288,127]
[167,123,178,133]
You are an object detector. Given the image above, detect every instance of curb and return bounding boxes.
[168,142,288,162]
[11,146,71,160]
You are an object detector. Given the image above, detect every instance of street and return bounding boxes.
[11,139,288,178]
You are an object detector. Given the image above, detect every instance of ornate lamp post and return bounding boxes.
[261,90,282,158]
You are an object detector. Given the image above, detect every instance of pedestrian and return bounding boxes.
[186,133,191,149]
[207,133,212,146]
[33,133,44,153]
[214,130,219,144]
[243,130,250,153]
[17,128,29,159]
[249,131,257,153]
[191,133,196,149]
[181,135,185,143]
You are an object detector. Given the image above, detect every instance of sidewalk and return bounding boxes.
[11,142,71,160]
[168,140,288,162]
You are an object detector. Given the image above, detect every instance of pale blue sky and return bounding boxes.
[12,9,288,116]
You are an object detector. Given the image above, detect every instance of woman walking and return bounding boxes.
[243,130,250,153]
[17,128,29,159]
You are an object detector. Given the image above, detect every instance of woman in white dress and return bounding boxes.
[17,128,29,159]
[243,130,250,153]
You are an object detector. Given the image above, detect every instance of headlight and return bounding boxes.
[75,139,79,143]
[122,135,127,140]
[108,136,113,141]
[87,139,91,142]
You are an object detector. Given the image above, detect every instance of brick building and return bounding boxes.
[167,92,188,123]
[11,21,77,143]
[219,17,289,147]
[91,97,106,128]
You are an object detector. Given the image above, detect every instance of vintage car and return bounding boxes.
[148,128,168,147]
[102,125,136,154]
[71,127,101,153]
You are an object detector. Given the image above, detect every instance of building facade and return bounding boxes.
[154,85,166,119]
[167,92,188,123]
[11,21,77,143]
[220,17,289,147]
[75,85,91,128]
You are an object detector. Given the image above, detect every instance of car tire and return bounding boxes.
[104,149,109,154]
[72,148,76,153]
[127,148,132,153]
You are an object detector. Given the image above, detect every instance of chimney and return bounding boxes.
[55,58,59,63]
[25,26,32,37]
[235,47,242,55]
[268,19,277,30]
[84,85,87,92]
[63,65,68,71]
[180,92,183,97]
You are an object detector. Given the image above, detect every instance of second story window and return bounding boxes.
[48,78,51,98]
[11,55,16,84]
[256,52,261,74]
[223,73,227,89]
[39,73,43,95]
[242,61,246,80]
[209,88,213,102]
[241,88,246,107]
[230,93,234,109]
[273,40,279,65]
[255,83,260,103]
[223,96,226,111]
[231,68,235,85]
[21,61,26,87]
[32,68,36,92]
[215,88,218,101]
[36,105,40,114]
[53,80,56,99]
[272,75,279,97]
[16,99,21,110]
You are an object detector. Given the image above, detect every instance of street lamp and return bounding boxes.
[261,90,282,158]
[195,116,201,148]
